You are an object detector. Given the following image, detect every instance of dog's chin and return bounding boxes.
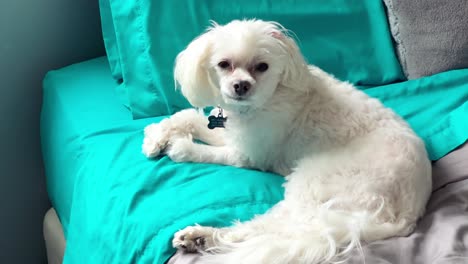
[221,94,253,107]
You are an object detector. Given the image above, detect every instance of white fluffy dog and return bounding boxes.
[142,20,432,263]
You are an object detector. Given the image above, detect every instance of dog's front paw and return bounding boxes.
[173,226,216,253]
[142,120,173,158]
[142,110,201,158]
[166,136,195,163]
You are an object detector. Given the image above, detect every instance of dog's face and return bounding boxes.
[175,20,307,110]
[208,24,286,108]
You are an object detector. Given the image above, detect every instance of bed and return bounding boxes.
[41,0,468,262]
[41,56,468,264]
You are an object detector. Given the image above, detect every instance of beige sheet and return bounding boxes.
[43,208,65,264]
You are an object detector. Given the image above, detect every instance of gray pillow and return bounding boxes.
[384,0,468,79]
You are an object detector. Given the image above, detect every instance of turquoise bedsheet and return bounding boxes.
[40,57,468,264]
[41,57,131,235]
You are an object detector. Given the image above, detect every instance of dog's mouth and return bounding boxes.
[226,95,245,101]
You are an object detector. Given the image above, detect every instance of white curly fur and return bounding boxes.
[142,20,432,263]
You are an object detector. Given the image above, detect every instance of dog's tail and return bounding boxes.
[200,203,412,264]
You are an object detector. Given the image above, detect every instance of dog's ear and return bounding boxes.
[270,29,309,91]
[174,29,219,107]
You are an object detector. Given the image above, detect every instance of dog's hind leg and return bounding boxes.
[171,201,360,264]
[172,202,291,254]
[172,197,413,264]
[172,145,427,263]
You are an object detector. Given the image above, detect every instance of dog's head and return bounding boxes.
[174,20,308,110]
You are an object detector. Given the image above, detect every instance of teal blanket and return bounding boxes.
[363,69,468,160]
[61,68,468,264]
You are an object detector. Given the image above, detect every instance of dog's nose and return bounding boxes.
[233,81,251,96]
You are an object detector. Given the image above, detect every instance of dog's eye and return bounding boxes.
[255,63,269,72]
[217,60,231,69]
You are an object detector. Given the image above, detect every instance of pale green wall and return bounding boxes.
[0,1,105,262]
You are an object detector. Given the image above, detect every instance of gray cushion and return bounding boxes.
[384,0,468,79]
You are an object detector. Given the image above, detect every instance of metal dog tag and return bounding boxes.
[208,106,227,129]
